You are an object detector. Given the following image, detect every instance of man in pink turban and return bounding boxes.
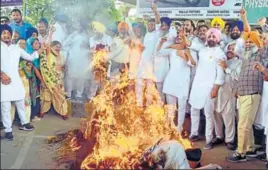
[206,28,221,46]
[189,28,227,150]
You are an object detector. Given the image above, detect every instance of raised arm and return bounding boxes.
[20,48,40,61]
[151,3,160,25]
[240,8,251,32]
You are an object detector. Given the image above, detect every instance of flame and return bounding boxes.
[56,49,192,169]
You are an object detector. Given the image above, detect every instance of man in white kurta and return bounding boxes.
[63,27,90,99]
[1,25,39,140]
[189,28,226,150]
[153,17,177,105]
[135,4,161,108]
[214,42,242,150]
[159,35,194,133]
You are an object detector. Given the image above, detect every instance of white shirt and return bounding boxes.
[154,29,177,83]
[52,22,67,44]
[136,24,161,80]
[1,42,39,102]
[189,46,226,109]
[163,49,192,99]
[108,37,130,64]
[89,34,113,49]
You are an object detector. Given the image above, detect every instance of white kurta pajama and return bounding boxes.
[136,25,161,107]
[153,29,177,105]
[189,46,226,143]
[185,37,206,113]
[1,42,39,132]
[215,57,242,143]
[162,49,192,132]
[64,32,90,98]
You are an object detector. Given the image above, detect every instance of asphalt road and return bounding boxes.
[139,0,210,8]
[1,113,267,169]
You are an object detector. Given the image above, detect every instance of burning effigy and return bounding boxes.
[46,44,221,170]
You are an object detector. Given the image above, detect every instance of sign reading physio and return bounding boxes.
[1,0,23,7]
[243,0,268,24]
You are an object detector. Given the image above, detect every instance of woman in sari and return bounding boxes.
[25,37,43,121]
[40,37,68,119]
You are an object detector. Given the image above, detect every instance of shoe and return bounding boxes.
[0,122,5,130]
[226,142,236,150]
[32,116,41,122]
[203,142,213,150]
[227,152,247,162]
[5,132,13,141]
[62,115,68,120]
[246,150,257,158]
[19,123,34,131]
[189,135,199,142]
[212,137,224,145]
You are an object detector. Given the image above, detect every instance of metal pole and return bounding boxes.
[24,0,27,16]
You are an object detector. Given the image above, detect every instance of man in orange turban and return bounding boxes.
[227,30,268,163]
[117,21,129,39]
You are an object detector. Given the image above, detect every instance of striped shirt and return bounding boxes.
[237,48,268,96]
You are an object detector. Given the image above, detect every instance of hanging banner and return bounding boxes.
[1,0,23,7]
[137,0,243,19]
[243,0,268,25]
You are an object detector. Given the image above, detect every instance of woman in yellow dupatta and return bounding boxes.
[40,40,68,120]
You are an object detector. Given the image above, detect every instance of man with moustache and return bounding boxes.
[213,42,242,150]
[227,31,268,162]
[1,24,44,140]
[136,3,161,108]
[9,9,32,39]
[153,15,177,105]
[189,28,226,150]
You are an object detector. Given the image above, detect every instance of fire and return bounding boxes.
[53,49,192,169]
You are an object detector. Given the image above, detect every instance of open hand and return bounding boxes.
[151,2,158,12]
[258,17,266,27]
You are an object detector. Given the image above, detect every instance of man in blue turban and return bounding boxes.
[230,20,244,41]
[160,17,172,33]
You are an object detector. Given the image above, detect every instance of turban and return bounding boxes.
[0,24,12,35]
[26,27,38,40]
[206,28,222,43]
[243,31,263,48]
[160,17,172,27]
[92,21,106,34]
[230,20,244,32]
[54,13,69,23]
[39,18,49,28]
[211,16,225,30]
[117,21,129,32]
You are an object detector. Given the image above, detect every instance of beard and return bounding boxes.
[230,33,240,40]
[207,40,216,47]
[159,31,168,37]
[244,45,259,59]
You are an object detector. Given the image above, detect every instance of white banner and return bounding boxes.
[137,0,243,19]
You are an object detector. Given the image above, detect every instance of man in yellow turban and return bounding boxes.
[227,30,268,163]
[91,21,106,34]
[211,16,225,31]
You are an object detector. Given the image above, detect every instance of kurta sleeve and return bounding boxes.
[156,48,171,57]
[214,51,226,85]
[225,60,242,81]
[20,48,39,61]
[234,38,245,59]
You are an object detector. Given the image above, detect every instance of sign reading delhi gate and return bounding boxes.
[137,0,243,19]
[1,0,23,7]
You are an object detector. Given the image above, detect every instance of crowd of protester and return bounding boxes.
[0,5,268,167]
